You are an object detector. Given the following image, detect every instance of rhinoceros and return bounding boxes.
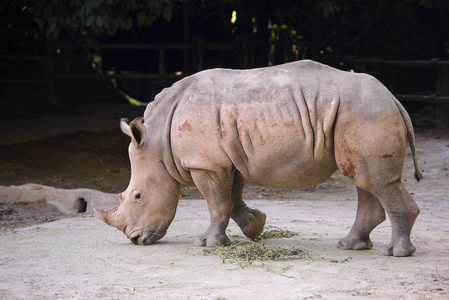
[95,60,422,257]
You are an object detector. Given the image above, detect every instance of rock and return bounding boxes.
[0,184,119,214]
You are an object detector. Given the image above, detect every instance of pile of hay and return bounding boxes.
[257,226,300,240]
[204,227,308,268]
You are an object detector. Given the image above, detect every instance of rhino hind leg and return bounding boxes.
[338,187,386,250]
[334,117,419,256]
[340,181,419,256]
[230,174,266,240]
[190,169,234,247]
[343,180,419,256]
[374,181,420,257]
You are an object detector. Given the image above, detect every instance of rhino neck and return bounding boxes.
[159,99,191,184]
[144,81,193,185]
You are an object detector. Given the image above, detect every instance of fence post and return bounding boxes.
[192,35,203,72]
[46,38,60,107]
[158,48,166,75]
[63,43,71,75]
[312,11,320,60]
[249,42,255,68]
[239,35,248,69]
[436,62,449,129]
[182,2,190,73]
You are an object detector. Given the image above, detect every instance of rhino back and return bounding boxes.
[148,60,398,188]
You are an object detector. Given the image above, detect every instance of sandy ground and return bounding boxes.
[0,116,448,298]
[0,195,448,299]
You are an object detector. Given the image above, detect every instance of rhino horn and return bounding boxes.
[94,207,119,226]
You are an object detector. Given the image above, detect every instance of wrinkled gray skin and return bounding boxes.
[95,60,422,257]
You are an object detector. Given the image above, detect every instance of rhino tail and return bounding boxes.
[392,97,423,181]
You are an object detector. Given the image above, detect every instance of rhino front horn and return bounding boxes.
[94,207,118,226]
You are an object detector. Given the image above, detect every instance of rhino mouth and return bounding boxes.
[128,229,167,245]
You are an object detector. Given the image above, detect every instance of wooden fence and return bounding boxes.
[322,56,449,129]
[1,35,448,128]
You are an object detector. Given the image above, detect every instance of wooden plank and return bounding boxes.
[0,78,47,84]
[66,44,193,50]
[395,94,449,104]
[354,59,439,68]
[56,73,185,80]
[0,54,46,61]
[436,64,449,129]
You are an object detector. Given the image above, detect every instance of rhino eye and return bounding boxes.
[133,193,144,204]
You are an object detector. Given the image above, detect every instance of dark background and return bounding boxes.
[1,0,448,127]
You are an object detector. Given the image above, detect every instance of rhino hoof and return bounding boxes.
[232,208,267,240]
[338,235,373,250]
[381,240,416,257]
[242,209,267,240]
[194,234,231,247]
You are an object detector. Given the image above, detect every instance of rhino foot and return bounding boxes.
[338,235,373,250]
[381,239,416,257]
[232,208,267,240]
[194,232,231,247]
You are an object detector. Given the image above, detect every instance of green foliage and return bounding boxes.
[316,0,339,18]
[1,0,175,38]
[3,0,448,58]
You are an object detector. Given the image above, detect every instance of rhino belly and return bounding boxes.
[240,149,338,189]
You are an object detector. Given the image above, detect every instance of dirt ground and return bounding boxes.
[0,114,448,299]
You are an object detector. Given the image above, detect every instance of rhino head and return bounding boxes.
[95,118,180,245]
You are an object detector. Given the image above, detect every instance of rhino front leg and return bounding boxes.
[230,173,266,240]
[338,187,386,250]
[190,169,233,247]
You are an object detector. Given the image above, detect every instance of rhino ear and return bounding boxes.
[129,117,147,148]
[120,118,132,137]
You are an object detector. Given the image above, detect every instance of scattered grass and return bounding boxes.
[433,265,449,285]
[257,226,300,240]
[203,241,310,268]
[330,257,352,263]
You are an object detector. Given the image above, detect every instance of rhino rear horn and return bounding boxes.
[129,117,146,148]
